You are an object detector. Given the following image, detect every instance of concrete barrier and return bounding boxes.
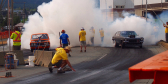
[129,50,168,84]
[34,50,54,67]
[0,50,25,66]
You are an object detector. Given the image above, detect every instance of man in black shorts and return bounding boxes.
[60,30,71,57]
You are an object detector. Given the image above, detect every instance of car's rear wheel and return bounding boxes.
[115,41,119,47]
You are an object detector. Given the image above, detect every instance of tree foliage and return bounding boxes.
[13,14,20,25]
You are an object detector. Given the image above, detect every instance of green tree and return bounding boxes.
[13,14,20,25]
[2,15,7,26]
[0,13,4,28]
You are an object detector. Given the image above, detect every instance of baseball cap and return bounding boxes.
[65,46,71,51]
[81,27,84,30]
[61,30,65,33]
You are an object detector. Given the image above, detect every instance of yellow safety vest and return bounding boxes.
[10,31,21,46]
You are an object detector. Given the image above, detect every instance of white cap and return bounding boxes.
[81,27,84,30]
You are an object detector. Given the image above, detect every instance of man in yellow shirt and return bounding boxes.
[163,22,168,43]
[10,27,21,50]
[48,46,75,73]
[99,28,104,44]
[79,27,86,52]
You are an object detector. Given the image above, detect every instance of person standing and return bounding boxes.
[48,46,76,73]
[90,27,95,46]
[10,27,21,50]
[60,30,71,57]
[163,22,168,43]
[99,28,104,44]
[79,27,86,52]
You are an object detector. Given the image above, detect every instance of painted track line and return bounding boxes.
[97,54,107,61]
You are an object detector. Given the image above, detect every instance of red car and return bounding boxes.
[30,33,50,52]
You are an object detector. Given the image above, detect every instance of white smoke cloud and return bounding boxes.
[20,0,107,49]
[9,0,165,50]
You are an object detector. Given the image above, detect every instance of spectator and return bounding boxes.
[60,30,71,57]
[163,22,168,43]
[79,27,86,52]
[90,26,95,46]
[99,28,104,44]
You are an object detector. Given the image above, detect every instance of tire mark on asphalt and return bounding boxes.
[7,73,51,84]
[69,63,119,83]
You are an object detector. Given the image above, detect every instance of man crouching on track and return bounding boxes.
[48,46,76,73]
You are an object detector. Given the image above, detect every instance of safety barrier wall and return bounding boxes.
[0,50,25,66]
[34,50,55,67]
[0,31,13,39]
[129,50,168,84]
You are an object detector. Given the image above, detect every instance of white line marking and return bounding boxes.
[70,70,101,82]
[97,54,107,61]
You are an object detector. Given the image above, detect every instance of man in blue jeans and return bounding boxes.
[60,30,71,57]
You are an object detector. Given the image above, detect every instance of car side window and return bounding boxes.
[118,32,121,36]
[116,32,120,36]
[115,32,117,36]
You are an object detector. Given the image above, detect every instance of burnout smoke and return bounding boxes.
[21,0,107,49]
[8,0,165,49]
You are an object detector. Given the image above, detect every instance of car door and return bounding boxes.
[113,32,121,43]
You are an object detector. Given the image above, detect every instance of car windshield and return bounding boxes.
[31,34,48,40]
[121,31,137,37]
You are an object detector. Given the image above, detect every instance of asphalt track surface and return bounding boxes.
[6,46,166,84]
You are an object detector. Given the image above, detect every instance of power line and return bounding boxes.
[147,3,165,24]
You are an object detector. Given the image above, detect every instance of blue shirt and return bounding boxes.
[60,33,69,44]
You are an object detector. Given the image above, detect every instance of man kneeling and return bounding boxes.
[48,46,75,73]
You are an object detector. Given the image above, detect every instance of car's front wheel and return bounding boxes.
[140,45,142,48]
[115,41,119,47]
[45,48,50,51]
[121,41,125,49]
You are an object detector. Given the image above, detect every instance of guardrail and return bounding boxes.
[129,50,168,84]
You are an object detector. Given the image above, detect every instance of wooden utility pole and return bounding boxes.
[11,0,13,31]
[8,0,11,52]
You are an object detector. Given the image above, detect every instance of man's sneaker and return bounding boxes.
[49,67,53,73]
[62,67,72,71]
[80,50,82,52]
[84,50,86,52]
[57,69,65,73]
